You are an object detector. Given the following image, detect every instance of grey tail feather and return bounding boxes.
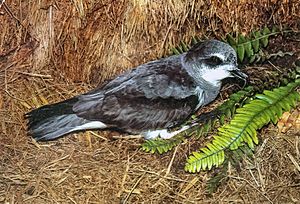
[25,97,89,141]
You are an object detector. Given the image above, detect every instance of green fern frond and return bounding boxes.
[227,144,254,167]
[143,28,296,156]
[171,27,291,64]
[206,162,229,193]
[141,86,253,153]
[226,27,293,63]
[251,50,294,64]
[206,144,254,193]
[186,86,255,139]
[141,135,185,154]
[171,40,196,55]
[141,86,255,155]
[226,27,279,63]
[217,86,255,121]
[185,79,300,173]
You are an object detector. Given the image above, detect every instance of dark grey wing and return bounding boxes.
[73,58,202,133]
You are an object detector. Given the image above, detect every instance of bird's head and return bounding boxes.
[183,40,247,87]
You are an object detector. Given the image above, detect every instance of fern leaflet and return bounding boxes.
[141,135,185,154]
[185,79,300,173]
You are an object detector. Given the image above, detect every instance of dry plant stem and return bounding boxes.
[228,175,273,203]
[151,145,179,189]
[286,153,300,172]
[4,64,27,102]
[123,172,146,204]
[268,61,283,73]
[165,145,179,177]
[112,134,143,139]
[136,169,187,182]
[256,138,269,157]
[14,71,52,79]
[117,156,130,197]
[3,2,23,28]
[180,177,200,194]
[296,136,299,158]
[88,131,108,141]
[0,0,5,8]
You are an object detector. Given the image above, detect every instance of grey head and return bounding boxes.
[182,40,247,87]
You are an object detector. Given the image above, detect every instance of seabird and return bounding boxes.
[25,40,247,141]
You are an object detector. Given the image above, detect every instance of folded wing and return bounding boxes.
[73,57,202,133]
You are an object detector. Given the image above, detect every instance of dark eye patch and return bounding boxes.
[204,56,223,66]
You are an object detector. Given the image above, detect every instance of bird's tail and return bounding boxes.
[25,97,106,141]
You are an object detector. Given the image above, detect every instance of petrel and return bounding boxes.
[25,40,247,141]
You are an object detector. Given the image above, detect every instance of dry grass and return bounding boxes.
[1,0,300,203]
[1,0,299,84]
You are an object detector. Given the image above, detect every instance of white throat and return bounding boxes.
[201,66,233,86]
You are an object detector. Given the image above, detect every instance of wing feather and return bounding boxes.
[73,55,203,133]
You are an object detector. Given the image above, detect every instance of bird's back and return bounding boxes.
[73,54,202,133]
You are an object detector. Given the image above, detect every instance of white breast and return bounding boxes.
[194,86,205,110]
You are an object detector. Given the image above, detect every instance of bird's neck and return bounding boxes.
[180,54,221,89]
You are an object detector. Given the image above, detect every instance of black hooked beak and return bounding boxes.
[230,68,248,87]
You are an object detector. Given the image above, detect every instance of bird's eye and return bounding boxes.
[204,56,223,66]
